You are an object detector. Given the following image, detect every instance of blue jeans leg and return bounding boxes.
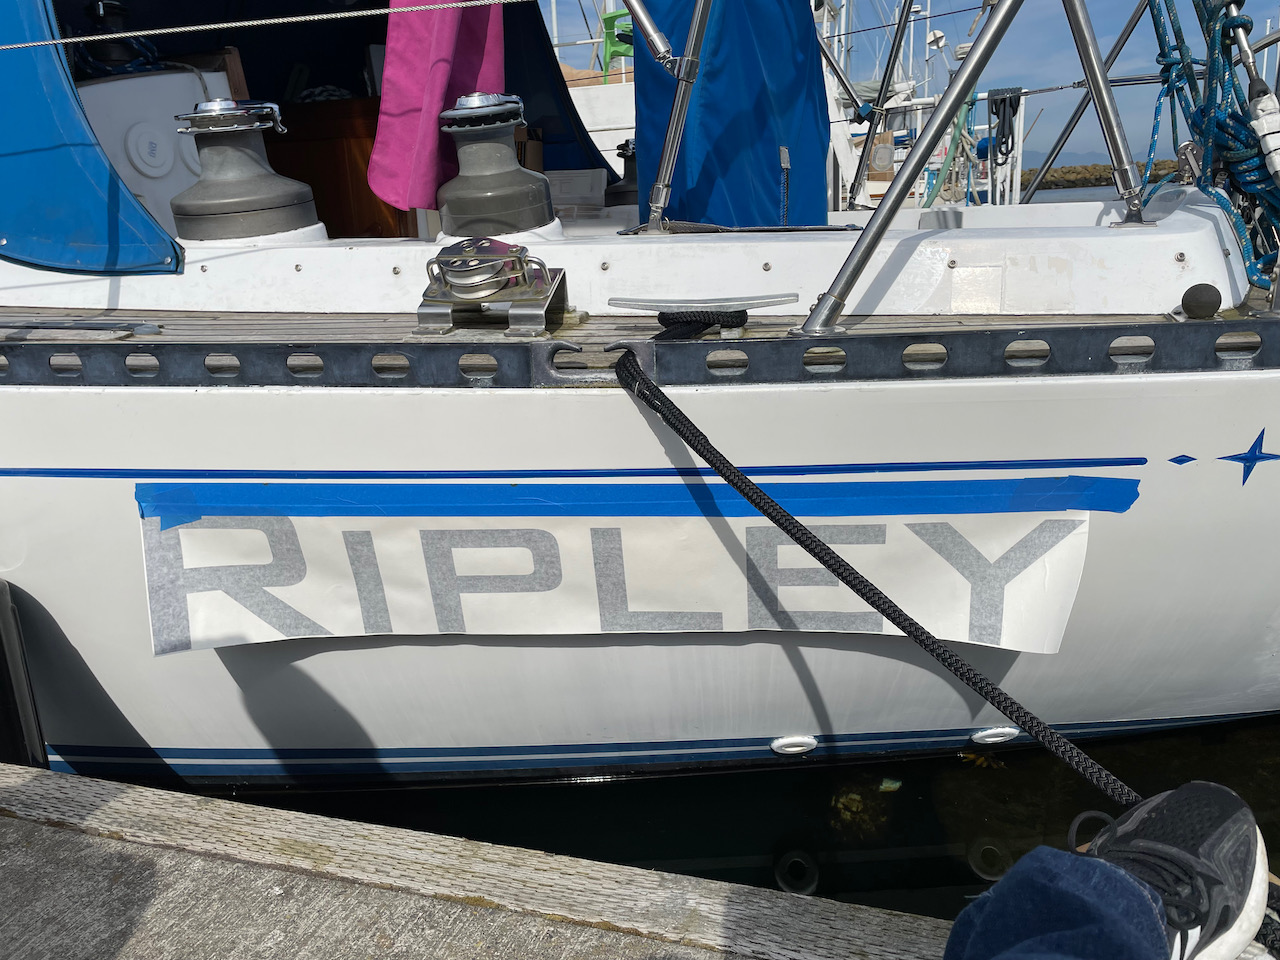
[943,846,1169,960]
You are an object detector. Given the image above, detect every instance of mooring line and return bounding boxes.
[614,348,1143,809]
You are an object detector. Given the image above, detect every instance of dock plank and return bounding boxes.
[0,764,951,960]
[0,816,736,960]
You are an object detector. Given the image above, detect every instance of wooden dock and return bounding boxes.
[0,763,951,959]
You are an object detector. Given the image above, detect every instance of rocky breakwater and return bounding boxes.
[1020,159,1178,190]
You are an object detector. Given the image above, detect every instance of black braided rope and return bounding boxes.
[615,349,1143,809]
[655,310,748,341]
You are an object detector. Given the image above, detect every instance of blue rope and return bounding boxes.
[1143,170,1181,206]
[1142,61,1191,186]
[1146,0,1280,287]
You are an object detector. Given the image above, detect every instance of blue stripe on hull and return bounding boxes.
[45,714,1262,779]
[0,457,1147,483]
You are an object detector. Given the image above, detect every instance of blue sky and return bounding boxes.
[540,0,1280,163]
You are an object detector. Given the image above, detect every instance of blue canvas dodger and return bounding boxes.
[634,0,831,228]
[0,0,182,274]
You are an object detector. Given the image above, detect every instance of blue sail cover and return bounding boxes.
[634,0,830,227]
[0,1,181,274]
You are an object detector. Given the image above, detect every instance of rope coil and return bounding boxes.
[986,87,1022,169]
[1145,0,1280,286]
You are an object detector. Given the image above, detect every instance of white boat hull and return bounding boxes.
[7,369,1280,783]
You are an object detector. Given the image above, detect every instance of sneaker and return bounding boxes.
[1070,781,1269,960]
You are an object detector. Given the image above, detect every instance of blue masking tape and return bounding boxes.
[136,476,1139,527]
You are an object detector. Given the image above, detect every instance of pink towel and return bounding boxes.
[368,2,505,211]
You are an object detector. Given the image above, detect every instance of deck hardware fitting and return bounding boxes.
[620,0,675,69]
[417,237,565,337]
[175,98,287,136]
[769,735,819,755]
[608,294,798,313]
[1177,140,1205,183]
[971,726,1022,745]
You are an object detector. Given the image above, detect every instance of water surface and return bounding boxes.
[252,714,1280,920]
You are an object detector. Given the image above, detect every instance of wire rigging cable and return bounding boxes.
[0,2,991,52]
[0,0,536,51]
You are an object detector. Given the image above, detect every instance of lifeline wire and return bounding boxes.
[0,0,986,54]
[0,0,535,51]
[822,5,987,44]
[614,349,1144,810]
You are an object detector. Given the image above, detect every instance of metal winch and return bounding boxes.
[417,237,565,337]
[436,93,554,237]
[169,99,320,241]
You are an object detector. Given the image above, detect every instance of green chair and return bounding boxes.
[601,9,633,83]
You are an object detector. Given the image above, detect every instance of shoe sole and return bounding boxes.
[1195,827,1269,960]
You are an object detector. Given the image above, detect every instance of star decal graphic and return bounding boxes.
[1220,429,1280,485]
